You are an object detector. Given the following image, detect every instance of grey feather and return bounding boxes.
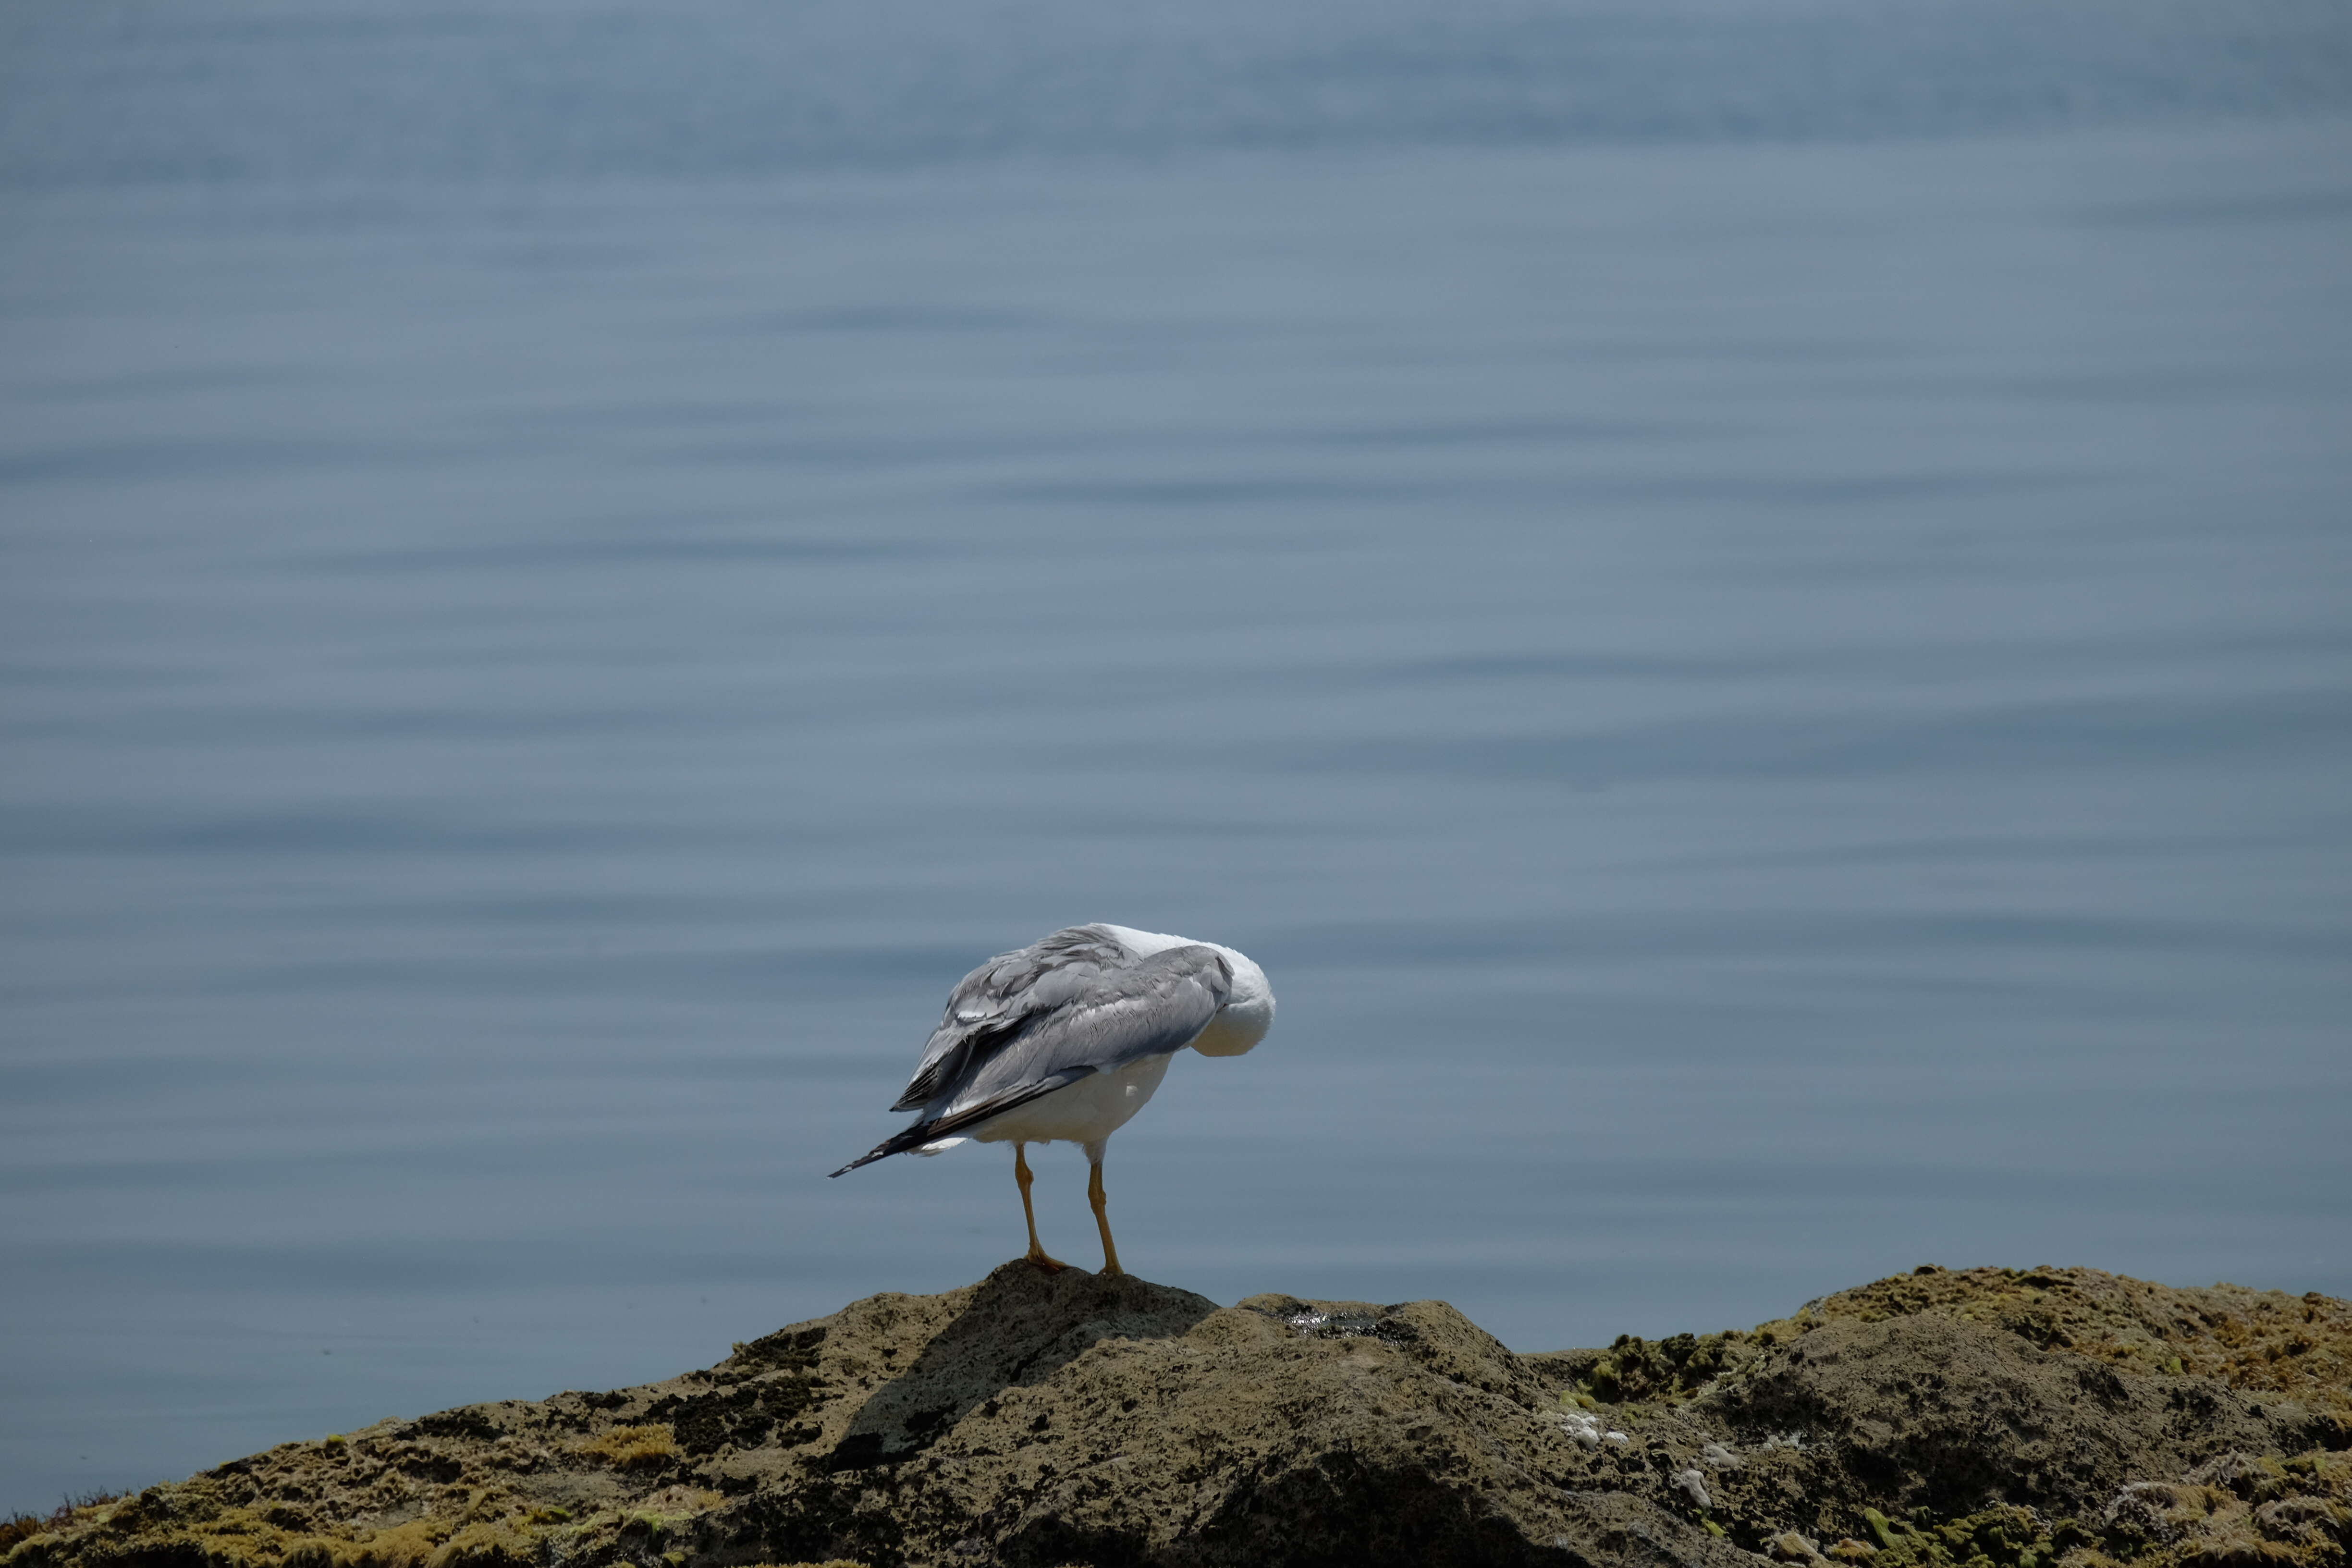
[890,924,1127,1110]
[830,924,1232,1177]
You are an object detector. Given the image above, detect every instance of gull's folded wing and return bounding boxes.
[833,932,1232,1176]
[890,925,1129,1111]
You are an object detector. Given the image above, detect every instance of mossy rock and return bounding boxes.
[8,1264,2346,1568]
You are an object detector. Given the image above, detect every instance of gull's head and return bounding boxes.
[1194,943,1274,1057]
[1095,923,1276,1058]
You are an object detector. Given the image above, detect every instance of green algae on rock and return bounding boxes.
[5,1264,2347,1568]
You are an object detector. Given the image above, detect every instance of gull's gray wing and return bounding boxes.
[932,941,1231,1113]
[888,924,1132,1112]
[829,931,1231,1176]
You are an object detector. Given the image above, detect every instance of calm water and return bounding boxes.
[4,0,2352,1512]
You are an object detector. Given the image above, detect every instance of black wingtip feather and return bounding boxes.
[830,1066,1101,1179]
[828,1138,908,1177]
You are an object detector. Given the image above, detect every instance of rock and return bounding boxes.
[2104,1482,2185,1544]
[1695,1310,2314,1525]
[5,1264,2349,1568]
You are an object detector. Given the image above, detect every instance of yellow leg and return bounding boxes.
[1088,1157,1123,1276]
[1015,1144,1066,1272]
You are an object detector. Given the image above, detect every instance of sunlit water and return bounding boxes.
[4,0,2351,1511]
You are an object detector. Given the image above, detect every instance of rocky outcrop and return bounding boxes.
[6,1265,2347,1568]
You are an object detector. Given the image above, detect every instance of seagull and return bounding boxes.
[830,923,1275,1274]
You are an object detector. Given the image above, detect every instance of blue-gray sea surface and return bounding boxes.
[3,0,2350,1512]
